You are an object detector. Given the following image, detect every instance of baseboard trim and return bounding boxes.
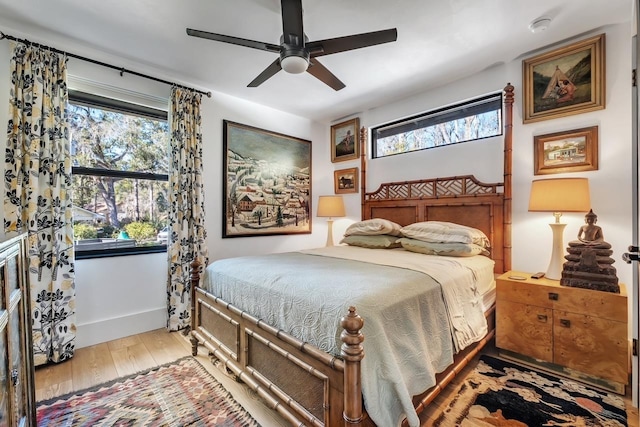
[76,308,166,349]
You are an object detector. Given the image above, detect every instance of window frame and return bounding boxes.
[371,92,503,158]
[69,90,170,260]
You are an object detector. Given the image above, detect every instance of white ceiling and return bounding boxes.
[0,0,632,122]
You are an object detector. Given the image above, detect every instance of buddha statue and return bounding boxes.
[576,209,604,245]
[561,210,619,293]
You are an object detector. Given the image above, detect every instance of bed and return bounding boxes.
[189,83,514,426]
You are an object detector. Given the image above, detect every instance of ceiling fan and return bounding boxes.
[186,0,397,91]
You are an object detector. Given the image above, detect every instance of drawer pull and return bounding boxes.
[537,314,547,322]
[560,319,571,328]
[548,292,559,301]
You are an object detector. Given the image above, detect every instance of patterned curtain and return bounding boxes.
[4,42,75,365]
[167,87,209,331]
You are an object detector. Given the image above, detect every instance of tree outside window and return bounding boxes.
[68,92,169,258]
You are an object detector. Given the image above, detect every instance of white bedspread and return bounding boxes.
[304,246,489,352]
[204,246,493,427]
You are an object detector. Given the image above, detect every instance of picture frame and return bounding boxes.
[334,167,359,194]
[222,120,312,238]
[523,33,605,124]
[331,118,360,162]
[534,126,598,175]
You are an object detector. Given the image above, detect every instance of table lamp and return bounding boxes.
[528,177,590,280]
[317,195,346,247]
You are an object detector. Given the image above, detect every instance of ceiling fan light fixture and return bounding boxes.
[281,54,309,74]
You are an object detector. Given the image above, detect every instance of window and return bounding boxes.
[372,93,503,158]
[68,91,169,259]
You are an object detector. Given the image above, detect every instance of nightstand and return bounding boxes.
[496,271,629,393]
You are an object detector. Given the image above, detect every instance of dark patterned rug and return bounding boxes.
[37,356,261,426]
[434,355,627,426]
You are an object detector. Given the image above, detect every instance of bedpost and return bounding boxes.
[360,126,367,220]
[189,259,201,356]
[503,83,514,272]
[341,306,365,426]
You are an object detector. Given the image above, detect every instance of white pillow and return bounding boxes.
[344,218,403,237]
[397,238,490,257]
[400,221,490,248]
[340,234,402,249]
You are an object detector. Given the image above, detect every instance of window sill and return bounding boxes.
[75,245,167,260]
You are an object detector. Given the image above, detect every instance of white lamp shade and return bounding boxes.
[317,195,346,218]
[528,178,591,213]
[281,55,309,74]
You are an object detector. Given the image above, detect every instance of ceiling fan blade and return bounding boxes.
[248,58,283,87]
[307,28,397,57]
[186,28,280,52]
[280,0,304,46]
[307,58,345,91]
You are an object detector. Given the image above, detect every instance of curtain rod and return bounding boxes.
[0,31,212,98]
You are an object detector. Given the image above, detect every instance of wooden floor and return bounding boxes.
[36,329,639,427]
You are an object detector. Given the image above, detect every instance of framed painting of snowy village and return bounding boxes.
[222,120,311,238]
[533,126,598,175]
[523,33,605,124]
[331,117,359,162]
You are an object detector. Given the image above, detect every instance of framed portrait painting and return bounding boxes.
[331,118,360,162]
[334,167,358,194]
[222,120,312,238]
[534,126,598,175]
[523,34,605,123]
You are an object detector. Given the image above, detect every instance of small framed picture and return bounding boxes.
[534,126,598,175]
[331,118,359,162]
[334,167,358,194]
[522,33,605,123]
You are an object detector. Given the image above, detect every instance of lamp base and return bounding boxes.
[546,223,567,280]
[326,219,335,247]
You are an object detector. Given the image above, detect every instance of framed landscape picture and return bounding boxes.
[331,118,360,162]
[334,167,358,194]
[523,33,605,123]
[222,120,311,238]
[534,126,598,175]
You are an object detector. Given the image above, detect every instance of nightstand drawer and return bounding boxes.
[554,311,628,383]
[552,286,627,323]
[496,299,552,362]
[496,278,555,308]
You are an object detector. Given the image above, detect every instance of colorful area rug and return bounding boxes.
[434,355,627,426]
[37,356,261,426]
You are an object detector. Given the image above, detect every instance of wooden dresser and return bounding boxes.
[496,271,628,393]
[0,233,36,426]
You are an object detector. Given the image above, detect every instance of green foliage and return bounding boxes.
[98,225,117,238]
[124,222,157,240]
[73,223,98,239]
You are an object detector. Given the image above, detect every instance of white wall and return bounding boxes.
[512,25,631,291]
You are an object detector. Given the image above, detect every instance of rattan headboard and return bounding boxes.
[362,175,506,273]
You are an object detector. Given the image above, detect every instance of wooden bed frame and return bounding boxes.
[189,84,514,426]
